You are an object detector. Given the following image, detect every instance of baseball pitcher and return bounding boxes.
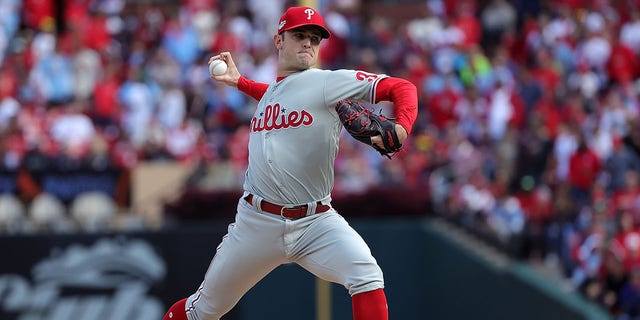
[163,6,418,320]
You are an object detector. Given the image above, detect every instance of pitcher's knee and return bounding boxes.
[346,265,384,296]
[348,278,385,296]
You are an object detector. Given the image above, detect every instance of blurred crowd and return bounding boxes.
[1,0,640,317]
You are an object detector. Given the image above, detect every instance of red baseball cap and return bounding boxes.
[277,6,331,39]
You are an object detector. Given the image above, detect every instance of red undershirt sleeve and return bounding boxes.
[374,77,418,135]
[237,76,269,101]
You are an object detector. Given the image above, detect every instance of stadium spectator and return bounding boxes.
[618,267,640,318]
[567,130,602,211]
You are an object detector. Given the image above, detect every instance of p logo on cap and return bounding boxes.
[277,6,331,39]
[304,8,315,20]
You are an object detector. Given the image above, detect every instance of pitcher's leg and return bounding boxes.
[294,213,386,318]
[164,203,287,320]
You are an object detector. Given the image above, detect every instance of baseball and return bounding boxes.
[209,59,227,76]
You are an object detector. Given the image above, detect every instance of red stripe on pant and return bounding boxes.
[352,288,389,320]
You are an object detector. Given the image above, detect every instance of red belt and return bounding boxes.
[244,194,330,219]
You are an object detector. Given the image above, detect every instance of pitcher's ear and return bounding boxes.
[274,33,283,49]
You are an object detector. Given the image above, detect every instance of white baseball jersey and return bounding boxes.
[243,68,387,206]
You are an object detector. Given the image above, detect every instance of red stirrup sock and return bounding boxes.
[163,298,188,320]
[352,288,388,320]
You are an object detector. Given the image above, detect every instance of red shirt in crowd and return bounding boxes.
[507,91,526,130]
[607,41,639,85]
[613,229,640,273]
[0,70,18,99]
[427,87,459,130]
[568,145,602,190]
[85,14,112,52]
[452,3,481,49]
[531,63,562,95]
[516,188,554,223]
[532,93,561,138]
[93,73,122,123]
[22,0,54,30]
[612,187,640,218]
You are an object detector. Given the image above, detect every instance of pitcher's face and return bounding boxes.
[275,26,323,72]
